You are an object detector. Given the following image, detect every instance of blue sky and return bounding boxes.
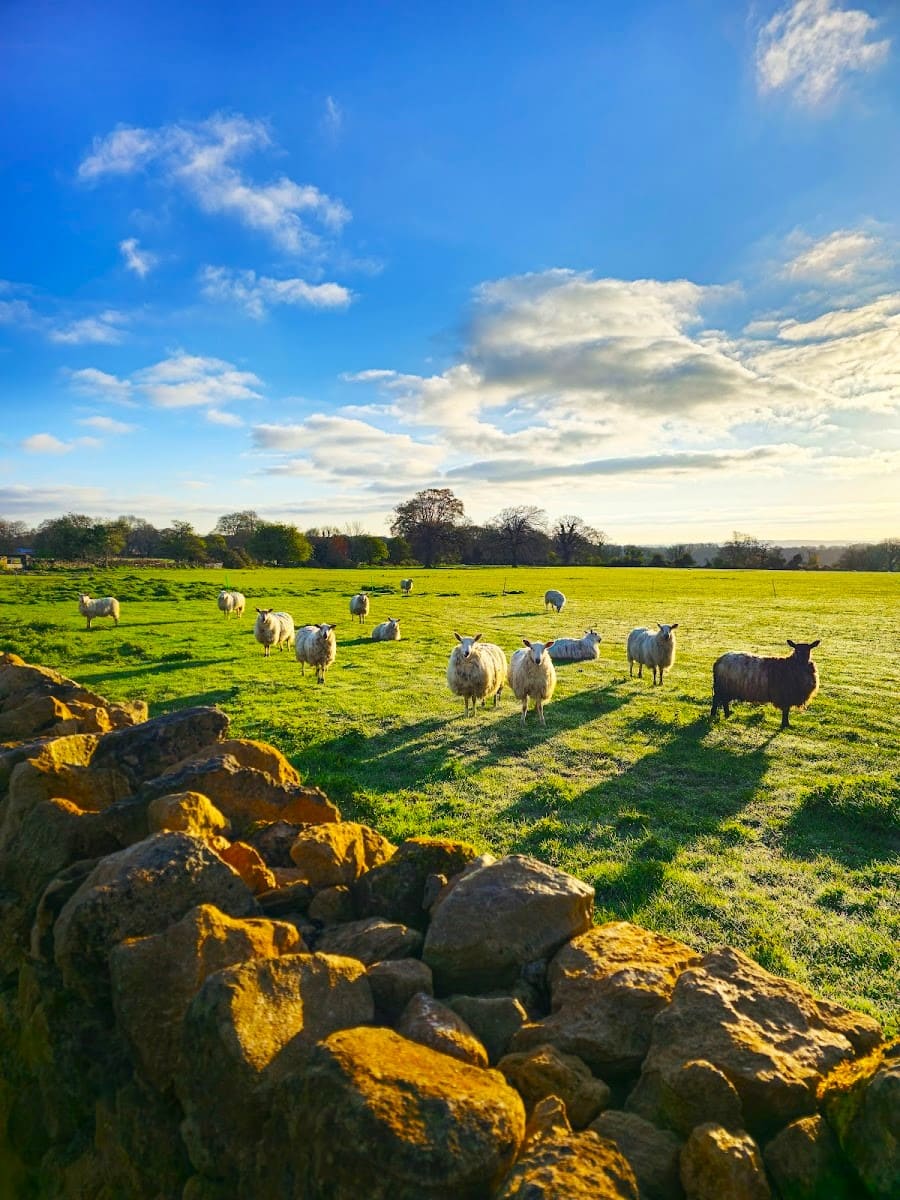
[2,0,898,542]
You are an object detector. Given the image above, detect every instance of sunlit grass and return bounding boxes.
[1,564,897,1029]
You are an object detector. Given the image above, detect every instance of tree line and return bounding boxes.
[0,492,897,571]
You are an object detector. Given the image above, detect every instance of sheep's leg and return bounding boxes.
[537,700,545,726]
[114,616,119,626]
[780,708,791,730]
[710,694,719,721]
[723,699,731,717]
[656,666,663,685]
[520,698,528,724]
[637,663,643,679]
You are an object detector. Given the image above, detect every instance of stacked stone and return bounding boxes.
[0,651,896,1199]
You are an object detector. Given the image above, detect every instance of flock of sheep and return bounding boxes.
[74,584,821,731]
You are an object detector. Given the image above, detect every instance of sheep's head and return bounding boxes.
[656,623,678,641]
[787,639,820,661]
[78,593,91,603]
[454,632,482,658]
[584,629,602,646]
[256,607,273,619]
[522,638,555,663]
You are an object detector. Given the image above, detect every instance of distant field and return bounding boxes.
[1,565,897,1030]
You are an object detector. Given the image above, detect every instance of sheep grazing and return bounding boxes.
[78,594,120,630]
[549,629,602,663]
[295,623,338,684]
[446,632,507,716]
[217,589,245,619]
[712,639,820,731]
[372,618,401,642]
[627,623,679,685]
[400,578,413,597]
[254,608,295,658]
[544,589,566,613]
[350,593,370,624]
[509,639,557,725]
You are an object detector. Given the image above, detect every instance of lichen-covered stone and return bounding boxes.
[316,916,423,965]
[590,1110,683,1200]
[353,836,480,929]
[423,855,594,993]
[217,840,276,894]
[146,790,230,839]
[446,994,528,1064]
[286,1025,525,1200]
[763,1114,858,1200]
[307,884,355,924]
[680,1123,771,1200]
[53,832,258,1000]
[397,992,489,1066]
[498,1043,611,1128]
[289,821,396,888]
[819,1040,900,1200]
[367,958,434,1023]
[511,922,700,1076]
[628,1058,744,1137]
[110,903,304,1091]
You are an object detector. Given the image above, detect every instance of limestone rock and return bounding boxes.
[819,1041,900,1200]
[90,706,229,793]
[147,791,230,839]
[495,1095,639,1200]
[498,1043,611,1128]
[0,694,75,741]
[366,958,434,1023]
[289,821,396,888]
[591,1110,683,1200]
[763,1114,858,1200]
[217,840,276,894]
[53,831,258,1000]
[138,741,338,834]
[353,836,480,929]
[256,879,313,918]
[287,1025,525,1200]
[3,798,119,907]
[636,946,882,1134]
[511,922,700,1076]
[628,1058,744,1138]
[447,994,528,1063]
[178,954,373,1177]
[397,992,489,1067]
[680,1123,771,1200]
[307,884,354,924]
[247,819,303,867]
[4,733,123,832]
[422,854,594,993]
[29,858,100,962]
[110,903,304,1092]
[316,916,423,965]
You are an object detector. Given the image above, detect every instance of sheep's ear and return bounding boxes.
[544,640,555,650]
[329,623,337,630]
[454,632,462,642]
[671,623,679,630]
[256,608,262,614]
[809,639,820,649]
[473,633,482,643]
[657,622,663,629]
[523,638,532,648]
[787,639,796,648]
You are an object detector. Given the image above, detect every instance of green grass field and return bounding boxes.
[1,565,898,1029]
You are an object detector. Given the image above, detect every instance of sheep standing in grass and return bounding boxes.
[401,578,413,597]
[78,594,120,630]
[295,623,337,683]
[254,608,295,658]
[712,639,820,731]
[549,629,602,662]
[217,589,245,619]
[509,639,557,725]
[627,623,678,685]
[350,593,370,624]
[446,633,507,716]
[372,618,401,642]
[544,589,566,613]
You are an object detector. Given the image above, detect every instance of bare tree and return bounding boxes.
[391,488,466,568]
[492,505,547,567]
[552,515,603,565]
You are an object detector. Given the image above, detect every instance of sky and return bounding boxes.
[1,0,898,544]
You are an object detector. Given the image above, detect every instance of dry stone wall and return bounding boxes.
[0,652,896,1199]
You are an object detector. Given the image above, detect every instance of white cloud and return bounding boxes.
[781,228,890,283]
[206,408,244,427]
[119,237,157,278]
[79,113,350,254]
[133,353,263,410]
[321,96,343,140]
[76,415,136,434]
[22,433,100,454]
[252,415,444,482]
[67,367,135,405]
[756,0,890,107]
[48,310,129,345]
[200,266,352,318]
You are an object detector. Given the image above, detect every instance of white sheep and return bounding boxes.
[446,633,507,716]
[401,578,413,597]
[544,589,566,613]
[350,593,370,624]
[217,589,245,619]
[254,608,295,658]
[549,629,602,662]
[295,623,337,683]
[78,594,120,630]
[509,639,557,725]
[627,623,679,685]
[372,618,401,642]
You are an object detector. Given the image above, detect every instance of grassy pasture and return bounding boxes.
[1,565,897,1029]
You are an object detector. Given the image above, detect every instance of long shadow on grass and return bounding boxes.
[75,658,235,686]
[505,713,772,915]
[780,776,900,867]
[149,688,238,715]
